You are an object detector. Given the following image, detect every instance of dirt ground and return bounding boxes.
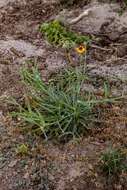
[0,0,127,189]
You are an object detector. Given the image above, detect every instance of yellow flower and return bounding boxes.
[75,45,86,54]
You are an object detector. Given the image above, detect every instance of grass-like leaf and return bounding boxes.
[10,66,122,141]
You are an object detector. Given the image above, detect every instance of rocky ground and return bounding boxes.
[0,0,127,189]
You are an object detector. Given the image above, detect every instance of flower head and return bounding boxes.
[75,45,86,54]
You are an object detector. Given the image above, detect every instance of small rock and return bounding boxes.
[24,172,29,179]
[8,160,17,168]
[114,184,122,190]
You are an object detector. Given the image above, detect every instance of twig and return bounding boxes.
[68,9,91,25]
[105,57,127,63]
[90,44,112,51]
[58,8,91,26]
